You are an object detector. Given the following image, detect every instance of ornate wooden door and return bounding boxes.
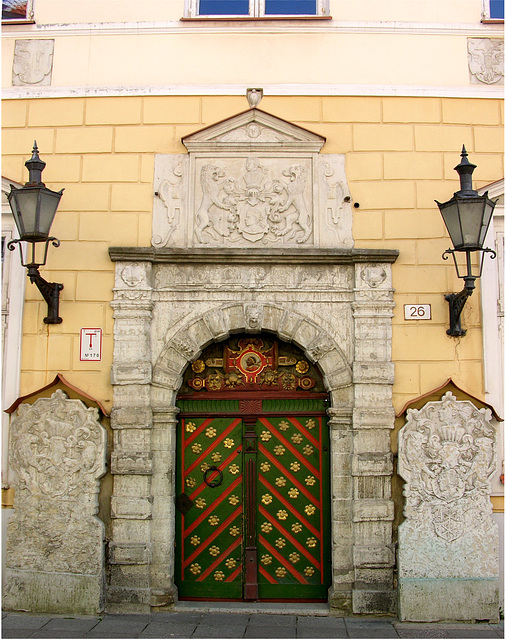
[175,336,330,601]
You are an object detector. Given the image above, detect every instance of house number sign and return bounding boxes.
[80,328,102,361]
[404,304,431,320]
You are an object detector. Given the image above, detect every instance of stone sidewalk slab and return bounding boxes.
[2,611,504,639]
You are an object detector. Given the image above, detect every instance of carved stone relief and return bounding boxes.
[397,392,499,621]
[12,39,54,86]
[152,110,353,250]
[468,38,504,85]
[4,390,107,614]
[152,155,186,248]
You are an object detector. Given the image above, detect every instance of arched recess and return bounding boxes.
[147,302,354,608]
[152,301,352,407]
[173,332,332,601]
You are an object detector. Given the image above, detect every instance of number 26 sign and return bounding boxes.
[404,304,431,320]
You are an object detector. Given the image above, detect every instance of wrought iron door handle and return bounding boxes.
[203,466,223,488]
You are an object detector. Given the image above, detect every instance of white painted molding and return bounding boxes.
[1,177,26,488]
[479,179,504,416]
[2,83,504,100]
[1,18,503,37]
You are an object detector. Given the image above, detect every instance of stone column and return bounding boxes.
[109,261,154,613]
[398,392,499,622]
[3,391,106,614]
[149,406,179,607]
[327,406,354,615]
[351,263,396,614]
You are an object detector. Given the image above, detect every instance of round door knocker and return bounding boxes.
[203,466,223,488]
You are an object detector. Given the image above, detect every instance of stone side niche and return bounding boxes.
[398,392,499,622]
[3,390,107,614]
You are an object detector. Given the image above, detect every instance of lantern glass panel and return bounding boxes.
[38,189,62,237]
[439,199,463,249]
[10,188,39,240]
[478,200,495,248]
[457,199,484,249]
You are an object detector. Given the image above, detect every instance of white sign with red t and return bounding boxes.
[80,328,102,361]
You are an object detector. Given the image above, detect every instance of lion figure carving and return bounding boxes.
[273,165,312,244]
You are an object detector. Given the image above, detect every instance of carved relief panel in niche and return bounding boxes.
[12,39,54,86]
[468,38,504,85]
[152,109,354,250]
[191,155,314,245]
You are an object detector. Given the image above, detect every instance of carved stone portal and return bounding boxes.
[397,392,499,622]
[3,390,107,614]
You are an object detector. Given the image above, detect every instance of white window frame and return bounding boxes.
[185,0,328,18]
[1,177,25,489]
[482,0,504,20]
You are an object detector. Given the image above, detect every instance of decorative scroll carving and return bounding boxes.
[4,390,106,613]
[468,38,504,85]
[320,157,354,248]
[194,158,312,245]
[361,266,387,289]
[153,162,185,247]
[152,155,187,249]
[12,39,54,86]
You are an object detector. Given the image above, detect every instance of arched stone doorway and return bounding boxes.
[174,333,331,601]
[108,249,398,615]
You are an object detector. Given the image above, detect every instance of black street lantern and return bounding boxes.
[7,142,64,324]
[436,146,497,337]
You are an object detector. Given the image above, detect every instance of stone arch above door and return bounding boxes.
[152,301,352,409]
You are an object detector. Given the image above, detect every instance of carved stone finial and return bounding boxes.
[246,88,263,109]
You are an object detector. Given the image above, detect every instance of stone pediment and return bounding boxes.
[182,109,326,153]
[153,108,353,250]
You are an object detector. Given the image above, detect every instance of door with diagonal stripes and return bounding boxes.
[175,335,331,601]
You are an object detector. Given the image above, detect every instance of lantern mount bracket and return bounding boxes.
[7,236,64,324]
[442,246,496,337]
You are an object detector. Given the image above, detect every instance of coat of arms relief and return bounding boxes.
[194,157,312,245]
[152,109,354,250]
[398,392,496,545]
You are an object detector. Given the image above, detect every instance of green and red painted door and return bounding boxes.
[174,332,330,601]
[175,403,330,600]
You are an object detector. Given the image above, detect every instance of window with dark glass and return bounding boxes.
[195,0,320,16]
[2,0,28,20]
[489,0,504,19]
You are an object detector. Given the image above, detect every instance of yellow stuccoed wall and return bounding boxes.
[2,94,504,416]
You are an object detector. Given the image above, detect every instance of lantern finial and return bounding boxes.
[25,140,46,188]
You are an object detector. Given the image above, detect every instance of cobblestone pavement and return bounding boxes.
[2,611,504,639]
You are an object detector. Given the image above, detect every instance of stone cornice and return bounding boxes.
[108,246,399,264]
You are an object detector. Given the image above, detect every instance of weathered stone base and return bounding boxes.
[328,586,352,615]
[398,579,499,623]
[352,588,396,614]
[3,568,104,615]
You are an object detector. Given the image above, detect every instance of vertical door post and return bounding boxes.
[243,413,259,601]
